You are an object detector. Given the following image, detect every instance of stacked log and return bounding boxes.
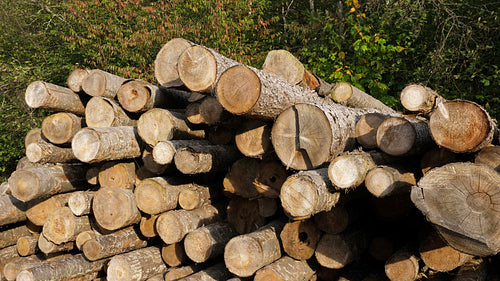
[1,38,499,281]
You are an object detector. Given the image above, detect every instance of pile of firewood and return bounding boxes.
[1,38,500,281]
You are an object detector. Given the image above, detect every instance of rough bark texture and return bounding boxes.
[42,207,91,244]
[234,119,273,158]
[332,82,395,112]
[183,222,237,263]
[400,84,444,114]
[81,69,127,98]
[254,255,316,281]
[315,228,368,269]
[224,219,285,277]
[106,246,167,281]
[280,219,321,260]
[365,165,416,198]
[41,112,82,145]
[226,197,266,235]
[92,186,141,231]
[68,191,95,216]
[355,112,390,149]
[85,97,136,127]
[154,38,195,87]
[26,192,74,226]
[376,116,433,156]
[67,68,91,93]
[174,143,241,175]
[175,262,232,281]
[0,224,33,249]
[384,247,420,281]
[0,195,28,226]
[26,140,77,164]
[98,161,136,190]
[161,242,188,267]
[134,177,187,215]
[419,230,473,272]
[475,146,500,172]
[25,81,85,115]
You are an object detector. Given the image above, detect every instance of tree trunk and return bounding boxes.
[68,191,95,217]
[279,219,321,260]
[156,205,221,244]
[234,119,273,158]
[176,262,232,281]
[42,207,91,244]
[26,192,74,226]
[365,165,416,198]
[16,234,40,256]
[137,108,206,146]
[92,186,141,231]
[174,143,241,175]
[41,112,82,145]
[280,169,340,220]
[223,158,287,199]
[164,264,205,281]
[400,84,445,114]
[177,45,240,93]
[25,81,85,115]
[98,161,136,190]
[384,247,420,281]
[0,224,33,249]
[71,126,143,163]
[254,255,316,281]
[411,162,500,256]
[139,215,159,238]
[85,97,136,127]
[332,82,395,112]
[315,228,368,269]
[376,116,433,156]
[37,234,76,255]
[106,246,167,281]
[26,140,77,164]
[224,219,285,277]
[429,100,495,153]
[67,68,91,93]
[355,112,390,149]
[8,164,88,202]
[81,226,148,261]
[154,38,195,87]
[81,69,127,98]
[178,184,217,211]
[183,222,237,263]
[0,195,27,226]
[420,148,458,175]
[226,197,266,235]
[161,242,188,267]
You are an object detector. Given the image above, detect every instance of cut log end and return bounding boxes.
[117,80,150,112]
[8,170,40,202]
[92,186,140,231]
[315,234,352,269]
[154,38,194,87]
[235,119,272,158]
[224,235,263,277]
[15,270,35,281]
[178,45,217,92]
[85,97,116,127]
[216,65,261,114]
[328,156,364,189]
[332,82,353,102]
[71,129,101,163]
[280,175,319,219]
[365,167,397,197]
[137,108,176,146]
[41,112,81,144]
[262,49,305,85]
[400,84,435,112]
[25,81,49,108]
[355,113,387,149]
[25,143,44,163]
[152,141,176,165]
[67,68,90,92]
[82,70,106,97]
[376,117,416,156]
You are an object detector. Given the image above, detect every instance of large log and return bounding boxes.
[41,112,82,145]
[134,177,190,215]
[25,81,85,115]
[419,230,473,272]
[92,186,141,231]
[174,143,241,175]
[98,161,136,190]
[81,69,127,98]
[183,222,237,263]
[67,68,91,93]
[154,38,195,87]
[42,207,91,244]
[106,246,167,281]
[72,126,142,163]
[85,97,136,127]
[26,192,74,226]
[224,219,285,277]
[279,219,321,260]
[234,119,273,158]
[253,255,316,281]
[411,162,500,256]
[0,195,28,226]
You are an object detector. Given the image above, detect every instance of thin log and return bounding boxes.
[185,102,205,125]
[164,264,205,281]
[67,68,91,93]
[81,69,127,98]
[137,108,206,146]
[355,112,389,149]
[365,165,416,198]
[384,247,420,281]
[0,224,33,249]
[68,191,95,216]
[332,82,395,112]
[72,126,142,163]
[26,140,77,164]
[42,207,91,244]
[17,234,40,256]
[139,215,159,238]
[0,195,27,226]
[92,186,141,231]
[85,97,136,127]
[176,262,232,281]
[224,219,286,277]
[37,234,75,255]
[25,81,85,115]
[3,254,46,281]
[420,148,458,175]
[156,204,221,244]
[254,255,316,281]
[178,184,217,211]
[400,84,444,114]
[279,219,321,260]
[142,148,170,175]
[226,196,266,235]
[280,168,341,220]
[106,246,167,281]
[411,162,500,256]
[25,128,43,151]
[161,243,188,267]
[26,192,74,226]
[75,230,96,250]
[41,112,82,145]
[234,119,273,158]
[98,161,136,190]
[174,143,241,175]
[154,38,195,87]
[475,145,500,172]
[134,177,193,215]
[315,228,368,269]
[183,222,237,263]
[152,140,211,166]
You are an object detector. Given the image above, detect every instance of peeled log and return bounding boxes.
[98,161,136,190]
[280,219,321,260]
[174,143,241,175]
[234,119,273,158]
[376,116,433,156]
[92,186,141,231]
[41,112,82,145]
[254,255,316,281]
[25,81,85,115]
[475,146,500,172]
[26,192,74,226]
[332,82,395,113]
[81,69,127,98]
[224,219,285,277]
[419,230,473,272]
[106,246,167,281]
[154,38,195,87]
[184,222,237,263]
[72,126,142,163]
[26,140,77,164]
[411,162,500,256]
[280,169,340,220]
[429,100,495,153]
[400,84,444,114]
[42,207,91,244]
[67,68,91,93]
[85,97,136,127]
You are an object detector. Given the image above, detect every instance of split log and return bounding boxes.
[37,234,75,255]
[280,169,340,220]
[164,264,205,281]
[154,38,195,87]
[67,68,91,93]
[25,81,85,115]
[81,226,148,261]
[75,231,96,250]
[355,112,389,149]
[420,148,458,174]
[106,246,167,281]
[365,165,416,198]
[174,143,241,175]
[92,186,141,231]
[68,191,95,216]
[134,177,191,215]
[315,228,368,269]
[161,243,188,267]
[26,139,77,164]
[142,148,170,175]
[26,192,74,226]
[254,255,316,281]
[85,97,136,127]
[81,69,127,98]
[384,247,420,281]
[0,224,33,249]
[234,119,273,158]
[177,45,239,93]
[226,196,266,235]
[419,230,473,272]
[152,140,211,166]
[156,204,221,244]
[376,116,433,156]
[8,164,88,202]
[178,184,218,211]
[0,195,27,226]
[16,253,106,281]
[183,222,237,263]
[137,108,206,146]
[223,158,287,199]
[452,259,487,281]
[331,82,395,112]
[139,215,159,238]
[41,112,82,145]
[279,219,321,260]
[176,262,232,281]
[475,145,500,172]
[429,100,495,153]
[17,234,40,256]
[400,84,445,114]
[42,207,91,244]
[224,219,285,277]
[411,162,500,256]
[98,161,136,190]
[72,126,142,163]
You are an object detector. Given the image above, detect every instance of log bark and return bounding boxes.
[92,186,141,231]
[315,228,368,269]
[0,195,27,226]
[106,246,167,281]
[419,230,473,272]
[332,82,395,112]
[3,254,47,281]
[42,207,91,244]
[226,196,266,235]
[139,215,159,238]
[8,164,88,202]
[16,234,40,256]
[156,204,221,244]
[178,184,217,211]
[0,224,33,249]
[161,243,188,267]
[67,68,91,93]
[384,247,420,281]
[475,145,500,172]
[355,112,389,149]
[420,148,458,175]
[280,169,341,220]
[411,162,500,256]
[400,84,445,114]
[154,38,195,87]
[68,191,95,216]
[41,112,82,145]
[37,234,75,255]
[234,119,273,158]
[72,126,142,163]
[224,219,285,277]
[376,116,433,156]
[26,192,74,226]
[163,264,205,281]
[0,246,21,274]
[81,226,148,261]
[254,255,316,281]
[81,69,127,98]
[26,139,77,164]
[85,97,136,127]
[176,262,232,281]
[365,165,416,198]
[134,177,193,215]
[137,108,206,146]
[183,222,237,263]
[98,161,136,190]
[25,81,85,115]
[429,100,495,153]
[279,219,321,260]
[223,158,287,199]
[174,143,241,175]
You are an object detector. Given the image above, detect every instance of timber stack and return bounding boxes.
[1,38,499,281]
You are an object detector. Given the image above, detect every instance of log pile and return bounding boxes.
[1,38,499,281]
